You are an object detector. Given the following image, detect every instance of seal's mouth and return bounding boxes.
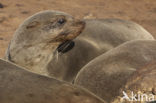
[57,40,75,53]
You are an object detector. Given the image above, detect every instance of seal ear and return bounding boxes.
[26,21,40,29]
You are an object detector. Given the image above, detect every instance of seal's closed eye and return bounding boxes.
[57,41,75,53]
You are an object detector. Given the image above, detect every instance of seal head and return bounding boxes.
[6,10,85,75]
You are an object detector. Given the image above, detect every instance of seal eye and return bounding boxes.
[57,18,66,25]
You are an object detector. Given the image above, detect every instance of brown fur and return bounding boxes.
[112,62,156,103]
[46,19,154,82]
[75,40,156,102]
[0,59,106,103]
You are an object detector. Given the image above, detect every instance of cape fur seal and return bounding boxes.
[0,59,106,103]
[5,10,154,82]
[112,62,156,103]
[5,10,85,77]
[74,40,156,102]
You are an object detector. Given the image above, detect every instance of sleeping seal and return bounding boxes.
[0,59,106,103]
[5,10,154,82]
[74,40,156,102]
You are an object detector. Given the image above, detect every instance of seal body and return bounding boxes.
[74,40,156,102]
[47,19,154,82]
[0,59,105,103]
[112,62,156,103]
[5,11,154,82]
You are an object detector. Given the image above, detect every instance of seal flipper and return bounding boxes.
[57,40,75,53]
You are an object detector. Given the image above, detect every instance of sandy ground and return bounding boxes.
[0,0,156,57]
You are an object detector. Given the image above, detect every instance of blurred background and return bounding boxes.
[0,0,156,57]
